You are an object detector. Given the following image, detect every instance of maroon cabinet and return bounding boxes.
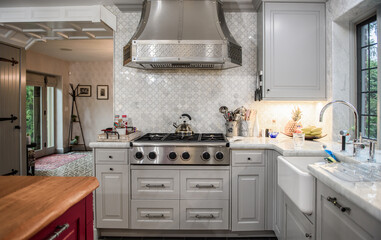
[31,194,93,240]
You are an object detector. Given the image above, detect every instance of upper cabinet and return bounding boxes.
[258,2,326,100]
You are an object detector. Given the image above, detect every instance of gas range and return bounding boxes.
[131,133,230,165]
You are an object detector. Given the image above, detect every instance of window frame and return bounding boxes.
[356,15,378,140]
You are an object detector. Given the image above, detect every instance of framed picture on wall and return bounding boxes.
[97,85,109,100]
[77,85,91,97]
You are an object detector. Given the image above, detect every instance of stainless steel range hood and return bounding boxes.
[123,0,242,70]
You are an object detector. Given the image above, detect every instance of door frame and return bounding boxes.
[26,71,57,158]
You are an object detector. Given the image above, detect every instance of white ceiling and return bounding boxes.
[28,39,114,62]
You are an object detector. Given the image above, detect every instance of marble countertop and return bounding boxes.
[89,141,131,148]
[308,163,381,222]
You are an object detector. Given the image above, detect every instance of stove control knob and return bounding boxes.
[148,152,157,160]
[135,151,144,160]
[201,151,211,161]
[168,152,177,161]
[182,152,191,161]
[215,151,224,161]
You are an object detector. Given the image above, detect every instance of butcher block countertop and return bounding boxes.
[0,176,99,240]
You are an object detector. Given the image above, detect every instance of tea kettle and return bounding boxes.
[173,114,194,135]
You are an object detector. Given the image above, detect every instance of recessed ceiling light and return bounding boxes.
[60,48,72,51]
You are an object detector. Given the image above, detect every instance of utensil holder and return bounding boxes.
[225,121,238,137]
[239,121,251,137]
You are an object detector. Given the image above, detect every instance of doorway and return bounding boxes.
[26,72,56,158]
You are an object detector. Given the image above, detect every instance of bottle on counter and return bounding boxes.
[253,111,260,137]
[269,119,279,138]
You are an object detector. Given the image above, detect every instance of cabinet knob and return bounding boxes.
[109,155,113,159]
[305,233,312,238]
[267,89,270,92]
[109,168,114,171]
[247,157,251,160]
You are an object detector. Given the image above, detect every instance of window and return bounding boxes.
[357,16,378,140]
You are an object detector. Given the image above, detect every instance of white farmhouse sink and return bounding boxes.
[277,156,325,214]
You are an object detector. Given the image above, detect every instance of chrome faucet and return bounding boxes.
[319,100,364,156]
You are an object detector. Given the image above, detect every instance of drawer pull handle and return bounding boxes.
[46,223,69,240]
[109,155,113,159]
[247,157,251,160]
[145,214,164,218]
[146,184,165,188]
[195,214,215,219]
[327,196,351,214]
[109,168,114,171]
[305,233,312,239]
[195,184,215,188]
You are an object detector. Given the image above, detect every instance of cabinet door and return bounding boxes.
[180,200,229,230]
[132,170,179,199]
[272,151,284,239]
[131,200,180,229]
[96,165,129,228]
[232,167,265,231]
[263,3,325,100]
[180,170,229,200]
[316,181,381,240]
[284,196,313,240]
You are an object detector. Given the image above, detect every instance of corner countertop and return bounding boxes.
[0,176,99,240]
[229,135,328,156]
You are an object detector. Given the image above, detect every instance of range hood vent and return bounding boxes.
[123,0,242,70]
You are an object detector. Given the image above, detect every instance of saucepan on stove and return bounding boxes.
[173,113,194,135]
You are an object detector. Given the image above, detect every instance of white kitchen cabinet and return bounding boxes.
[284,194,313,240]
[316,181,381,240]
[131,169,180,199]
[232,166,265,231]
[95,164,129,228]
[130,200,180,229]
[272,151,284,239]
[258,2,326,100]
[180,200,229,230]
[231,150,266,232]
[232,150,265,167]
[180,170,229,200]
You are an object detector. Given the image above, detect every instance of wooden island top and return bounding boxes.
[0,176,99,240]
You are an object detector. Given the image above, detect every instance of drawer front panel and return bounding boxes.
[180,170,229,200]
[131,200,179,229]
[132,170,179,199]
[180,200,229,230]
[95,149,128,164]
[232,150,265,166]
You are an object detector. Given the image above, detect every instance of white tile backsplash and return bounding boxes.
[108,6,330,136]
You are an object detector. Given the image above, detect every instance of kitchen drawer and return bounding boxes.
[95,148,128,164]
[180,200,229,230]
[131,200,179,229]
[180,170,229,200]
[232,150,265,166]
[132,170,179,199]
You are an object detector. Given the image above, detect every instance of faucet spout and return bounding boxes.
[319,100,359,141]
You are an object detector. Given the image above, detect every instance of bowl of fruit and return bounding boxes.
[282,126,326,140]
[300,126,326,140]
